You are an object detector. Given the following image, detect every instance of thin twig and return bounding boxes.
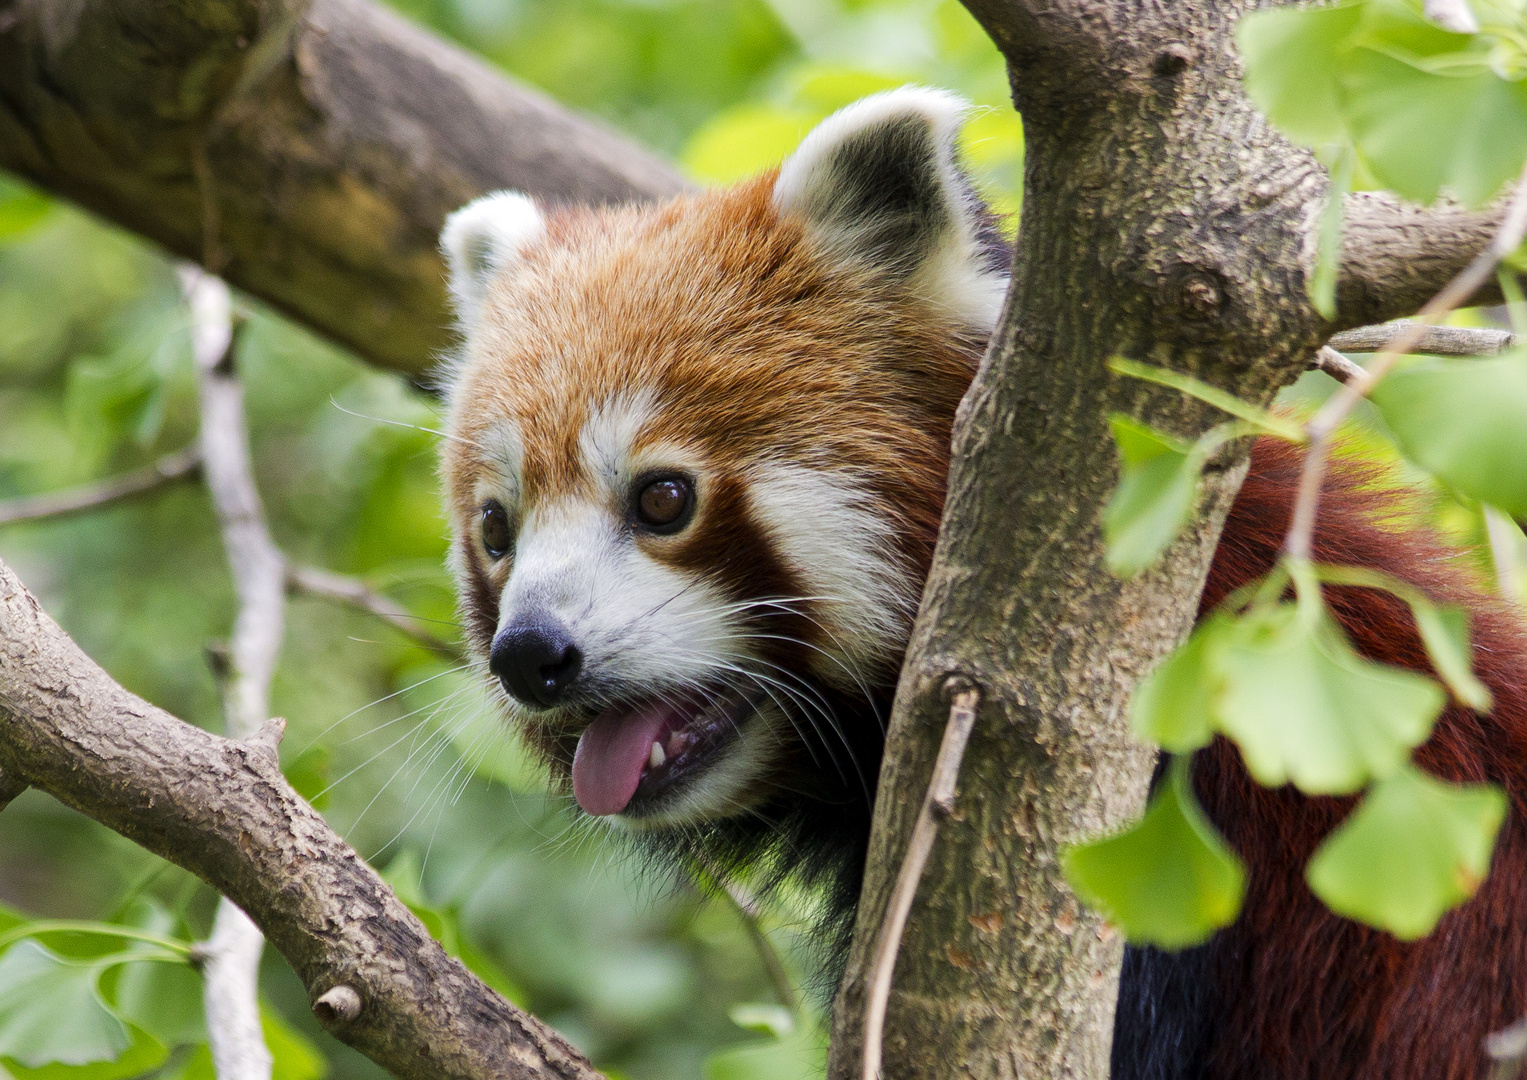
[862,680,981,1080]
[1312,346,1369,386]
[0,447,201,527]
[1286,161,1527,561]
[1327,321,1516,357]
[184,265,276,1080]
[286,564,462,659]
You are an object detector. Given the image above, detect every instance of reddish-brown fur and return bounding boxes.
[441,154,1527,1077]
[1191,438,1527,1079]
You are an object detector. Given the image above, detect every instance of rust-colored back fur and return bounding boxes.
[1181,438,1527,1079]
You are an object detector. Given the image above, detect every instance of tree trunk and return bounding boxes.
[0,0,685,377]
[829,4,1502,1077]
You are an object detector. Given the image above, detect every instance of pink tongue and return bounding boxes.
[572,701,676,816]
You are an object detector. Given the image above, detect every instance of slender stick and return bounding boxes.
[1326,321,1515,357]
[184,266,276,1080]
[286,563,462,659]
[862,680,981,1080]
[1286,162,1527,561]
[0,448,201,527]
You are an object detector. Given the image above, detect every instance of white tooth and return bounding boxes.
[649,741,666,769]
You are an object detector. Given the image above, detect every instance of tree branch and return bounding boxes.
[1336,191,1509,331]
[1328,320,1517,356]
[0,448,202,527]
[286,563,462,658]
[0,0,686,377]
[186,267,277,1079]
[0,557,603,1080]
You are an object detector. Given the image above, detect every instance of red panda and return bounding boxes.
[436,89,1527,1080]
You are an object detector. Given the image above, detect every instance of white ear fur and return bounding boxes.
[440,191,546,328]
[773,87,1009,332]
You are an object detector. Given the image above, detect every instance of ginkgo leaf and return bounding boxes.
[1063,758,1246,949]
[1130,615,1233,753]
[0,941,130,1067]
[1370,352,1527,517]
[1103,415,1201,578]
[1215,599,1444,794]
[1307,765,1506,939]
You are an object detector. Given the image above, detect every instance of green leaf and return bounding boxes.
[0,942,130,1067]
[282,745,332,811]
[1108,358,1306,441]
[0,182,52,241]
[1238,3,1364,147]
[1215,594,1445,794]
[108,901,202,1048]
[1411,601,1494,711]
[2,1027,168,1080]
[1130,615,1232,753]
[1307,765,1506,939]
[1370,351,1527,516]
[1343,51,1527,207]
[263,1006,328,1080]
[728,1004,794,1039]
[1103,416,1202,577]
[1063,757,1246,949]
[704,1011,826,1080]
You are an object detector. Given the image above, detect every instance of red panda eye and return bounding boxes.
[480,502,512,558]
[635,476,693,532]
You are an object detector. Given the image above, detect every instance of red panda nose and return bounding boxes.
[490,621,583,709]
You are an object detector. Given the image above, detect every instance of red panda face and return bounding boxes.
[438,89,1008,832]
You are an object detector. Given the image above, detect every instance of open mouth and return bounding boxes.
[570,686,761,817]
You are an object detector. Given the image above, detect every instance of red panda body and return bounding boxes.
[437,89,1527,1078]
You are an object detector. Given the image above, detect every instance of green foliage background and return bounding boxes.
[0,2,1016,1078]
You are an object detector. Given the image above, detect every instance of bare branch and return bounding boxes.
[0,557,603,1080]
[1337,192,1509,331]
[0,448,201,527]
[861,681,980,1080]
[286,563,462,658]
[185,267,278,1079]
[1328,321,1517,356]
[1312,346,1369,385]
[0,0,686,377]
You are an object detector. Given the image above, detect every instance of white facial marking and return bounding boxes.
[578,389,658,489]
[746,462,916,690]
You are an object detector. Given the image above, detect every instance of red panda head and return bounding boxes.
[438,89,1007,845]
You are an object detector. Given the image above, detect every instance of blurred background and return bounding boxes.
[0,2,1023,1078]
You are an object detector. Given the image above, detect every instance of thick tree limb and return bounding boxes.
[0,448,202,527]
[0,557,603,1080]
[1336,192,1508,331]
[0,0,686,377]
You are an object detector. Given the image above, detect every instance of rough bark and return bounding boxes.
[0,558,603,1080]
[827,5,1492,1078]
[0,0,685,377]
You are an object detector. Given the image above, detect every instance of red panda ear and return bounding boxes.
[439,191,546,329]
[773,87,1009,332]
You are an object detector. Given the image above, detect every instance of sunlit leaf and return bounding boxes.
[1411,601,1494,711]
[1238,3,1364,147]
[1370,352,1527,516]
[0,942,130,1067]
[263,1006,328,1080]
[704,1011,826,1080]
[1063,757,1245,949]
[1108,358,1305,441]
[728,1004,794,1039]
[1103,415,1201,577]
[1130,614,1232,753]
[683,105,817,184]
[1307,765,1506,939]
[1310,146,1352,319]
[1343,51,1527,206]
[1216,597,1444,794]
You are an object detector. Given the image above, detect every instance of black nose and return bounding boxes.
[490,621,583,708]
